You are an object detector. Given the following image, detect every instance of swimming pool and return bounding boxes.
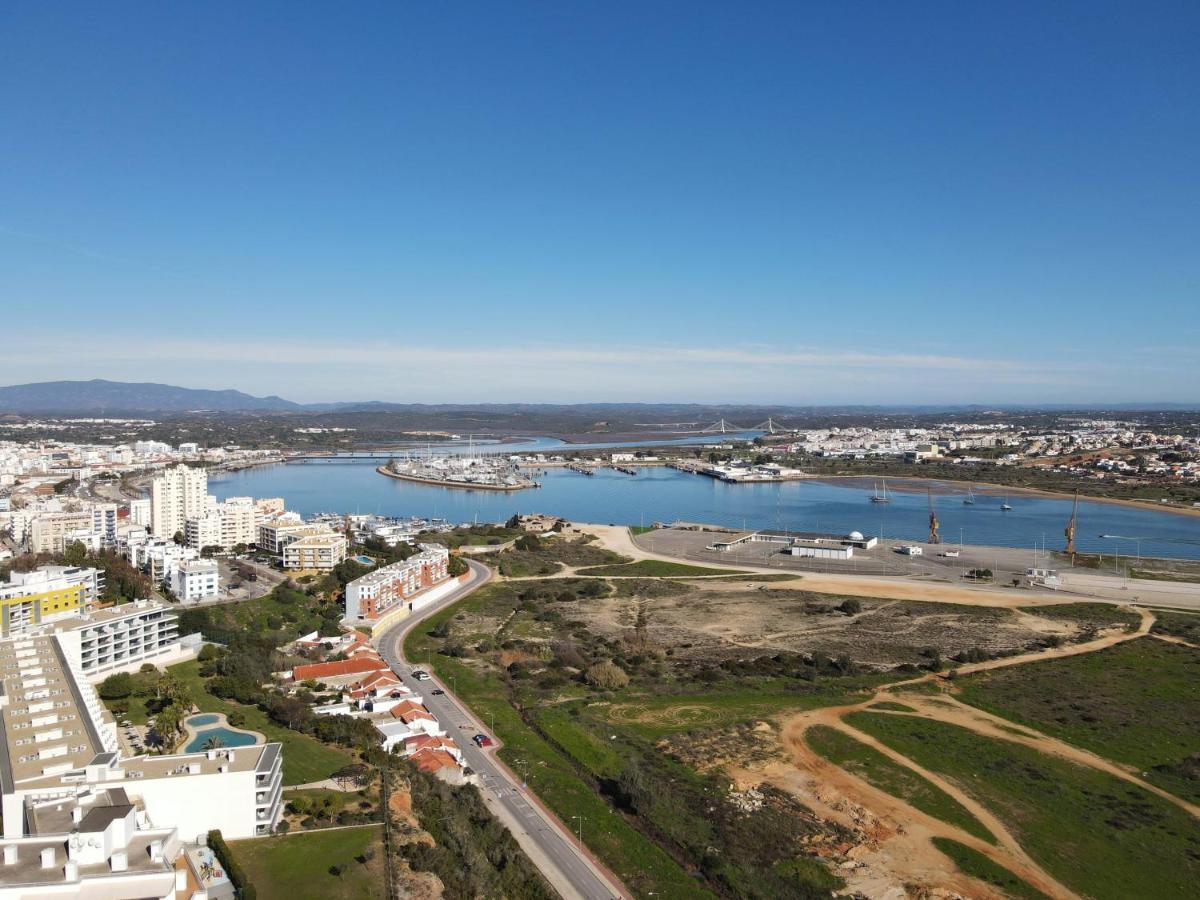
[187,713,220,727]
[185,726,258,753]
[353,554,375,566]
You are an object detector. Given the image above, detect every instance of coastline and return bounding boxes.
[375,464,535,492]
[810,474,1200,519]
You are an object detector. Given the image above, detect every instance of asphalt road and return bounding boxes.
[376,560,625,900]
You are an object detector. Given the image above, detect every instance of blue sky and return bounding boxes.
[2,2,1197,404]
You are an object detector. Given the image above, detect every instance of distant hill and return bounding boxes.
[0,380,301,414]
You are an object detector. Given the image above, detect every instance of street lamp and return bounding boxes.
[570,814,585,849]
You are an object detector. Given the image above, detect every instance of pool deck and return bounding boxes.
[182,711,264,753]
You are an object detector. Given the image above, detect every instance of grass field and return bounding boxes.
[169,661,354,785]
[954,638,1200,802]
[930,838,1048,900]
[230,825,385,900]
[805,725,995,844]
[576,559,748,577]
[846,711,1200,899]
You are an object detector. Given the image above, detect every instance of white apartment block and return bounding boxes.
[127,540,197,585]
[54,600,192,679]
[148,465,208,539]
[257,521,324,555]
[282,533,348,571]
[169,560,219,604]
[126,498,150,529]
[183,512,222,551]
[0,632,283,865]
[218,497,258,548]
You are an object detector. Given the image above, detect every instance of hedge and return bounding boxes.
[207,829,257,900]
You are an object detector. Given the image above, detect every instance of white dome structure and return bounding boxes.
[848,530,865,542]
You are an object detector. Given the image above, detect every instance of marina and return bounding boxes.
[210,457,1200,560]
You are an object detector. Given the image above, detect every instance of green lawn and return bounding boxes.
[576,559,749,577]
[230,825,385,900]
[805,725,995,844]
[930,838,1048,900]
[846,711,1200,899]
[954,638,1200,802]
[168,661,355,785]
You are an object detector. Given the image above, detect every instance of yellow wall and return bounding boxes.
[0,584,85,617]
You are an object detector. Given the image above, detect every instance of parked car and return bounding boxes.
[412,670,431,681]
[431,688,445,695]
[472,733,493,748]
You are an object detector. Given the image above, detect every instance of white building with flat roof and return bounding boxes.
[170,560,219,604]
[0,630,283,852]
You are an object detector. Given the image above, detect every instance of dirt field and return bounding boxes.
[567,583,1119,668]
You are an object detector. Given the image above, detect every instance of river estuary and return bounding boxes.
[210,450,1200,561]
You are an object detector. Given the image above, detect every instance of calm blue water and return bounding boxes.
[187,713,219,726]
[210,460,1200,560]
[185,726,258,752]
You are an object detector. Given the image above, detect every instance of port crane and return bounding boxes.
[1064,491,1080,556]
[927,488,941,544]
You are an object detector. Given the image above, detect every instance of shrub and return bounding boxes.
[98,672,134,700]
[585,661,629,690]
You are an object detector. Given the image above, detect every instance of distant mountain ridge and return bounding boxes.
[0,380,1194,415]
[0,380,301,413]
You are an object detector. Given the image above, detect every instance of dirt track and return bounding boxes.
[749,608,1198,897]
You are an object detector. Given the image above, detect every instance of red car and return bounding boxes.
[472,733,493,748]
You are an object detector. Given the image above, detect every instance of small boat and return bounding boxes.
[1000,493,1013,511]
[963,486,975,505]
[870,478,890,503]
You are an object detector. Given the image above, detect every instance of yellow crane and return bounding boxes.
[1064,491,1080,556]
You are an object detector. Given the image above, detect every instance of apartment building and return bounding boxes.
[89,504,119,548]
[149,465,208,538]
[0,568,102,639]
[127,539,197,585]
[0,632,283,853]
[28,513,93,554]
[170,560,219,604]
[54,600,190,679]
[256,520,324,555]
[282,533,348,571]
[218,497,258,547]
[344,545,450,622]
[126,497,151,530]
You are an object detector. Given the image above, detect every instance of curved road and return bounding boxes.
[375,559,626,900]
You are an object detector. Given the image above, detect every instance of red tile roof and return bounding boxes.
[292,656,389,681]
[413,749,459,773]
